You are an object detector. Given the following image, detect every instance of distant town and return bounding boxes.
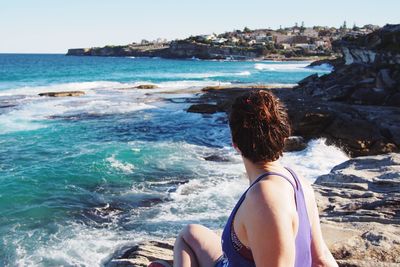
[67,22,381,60]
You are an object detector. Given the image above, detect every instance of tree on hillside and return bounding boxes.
[243,27,251,33]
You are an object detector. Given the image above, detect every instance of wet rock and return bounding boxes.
[187,103,221,114]
[0,104,16,109]
[386,92,400,107]
[283,136,307,152]
[136,85,158,89]
[38,91,85,97]
[298,73,319,86]
[203,154,231,162]
[105,240,174,267]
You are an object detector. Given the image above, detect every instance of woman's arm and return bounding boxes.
[307,188,338,267]
[244,180,297,267]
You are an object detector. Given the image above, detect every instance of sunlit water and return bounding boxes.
[0,54,345,266]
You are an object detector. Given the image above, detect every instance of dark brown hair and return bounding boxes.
[228,90,291,163]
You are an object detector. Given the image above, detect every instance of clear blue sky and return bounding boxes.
[1,0,399,53]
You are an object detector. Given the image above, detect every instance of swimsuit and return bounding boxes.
[215,167,312,267]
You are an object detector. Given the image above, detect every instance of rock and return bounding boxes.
[204,155,231,162]
[38,91,85,97]
[350,88,387,105]
[136,85,158,89]
[297,73,319,86]
[283,136,307,152]
[376,69,396,90]
[295,111,335,136]
[105,240,174,267]
[386,92,400,107]
[312,153,400,266]
[187,104,221,114]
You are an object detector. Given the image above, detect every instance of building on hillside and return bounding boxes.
[303,28,319,38]
[295,43,317,50]
[281,43,291,50]
[274,34,293,44]
[197,34,216,42]
[213,38,228,44]
[256,35,273,43]
[230,37,240,43]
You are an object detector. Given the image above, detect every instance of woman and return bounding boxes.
[150,90,337,267]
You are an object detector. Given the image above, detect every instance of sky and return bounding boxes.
[1,0,399,53]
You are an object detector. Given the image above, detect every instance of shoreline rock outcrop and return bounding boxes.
[38,91,85,97]
[66,41,265,60]
[313,153,400,266]
[296,24,400,107]
[105,153,400,267]
[186,86,399,157]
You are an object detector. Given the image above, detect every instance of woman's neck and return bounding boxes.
[242,157,284,185]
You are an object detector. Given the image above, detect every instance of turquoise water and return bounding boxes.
[0,54,346,266]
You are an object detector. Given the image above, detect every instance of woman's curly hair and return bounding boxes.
[228,90,291,163]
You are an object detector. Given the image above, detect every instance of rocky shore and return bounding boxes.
[186,85,399,157]
[66,41,267,60]
[105,153,400,267]
[296,24,400,107]
[186,24,400,157]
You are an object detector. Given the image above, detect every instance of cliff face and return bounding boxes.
[162,41,262,60]
[67,45,168,57]
[66,41,265,60]
[340,24,400,65]
[296,24,400,107]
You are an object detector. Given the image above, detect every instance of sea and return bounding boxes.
[0,54,348,266]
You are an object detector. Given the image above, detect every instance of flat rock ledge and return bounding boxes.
[38,91,85,97]
[106,153,400,267]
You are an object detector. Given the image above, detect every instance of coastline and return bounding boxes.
[1,25,399,266]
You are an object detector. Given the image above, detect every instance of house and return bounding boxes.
[303,28,319,38]
[314,40,326,47]
[198,34,216,42]
[230,37,240,43]
[281,43,291,50]
[256,35,273,43]
[213,38,228,44]
[274,34,293,44]
[295,43,317,50]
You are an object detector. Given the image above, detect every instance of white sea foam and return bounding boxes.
[132,71,251,79]
[0,85,157,134]
[125,138,349,226]
[106,155,135,173]
[306,63,334,72]
[280,138,349,182]
[0,79,234,134]
[255,62,319,72]
[11,222,144,267]
[0,81,125,97]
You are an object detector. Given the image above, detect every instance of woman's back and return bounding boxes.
[220,167,312,267]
